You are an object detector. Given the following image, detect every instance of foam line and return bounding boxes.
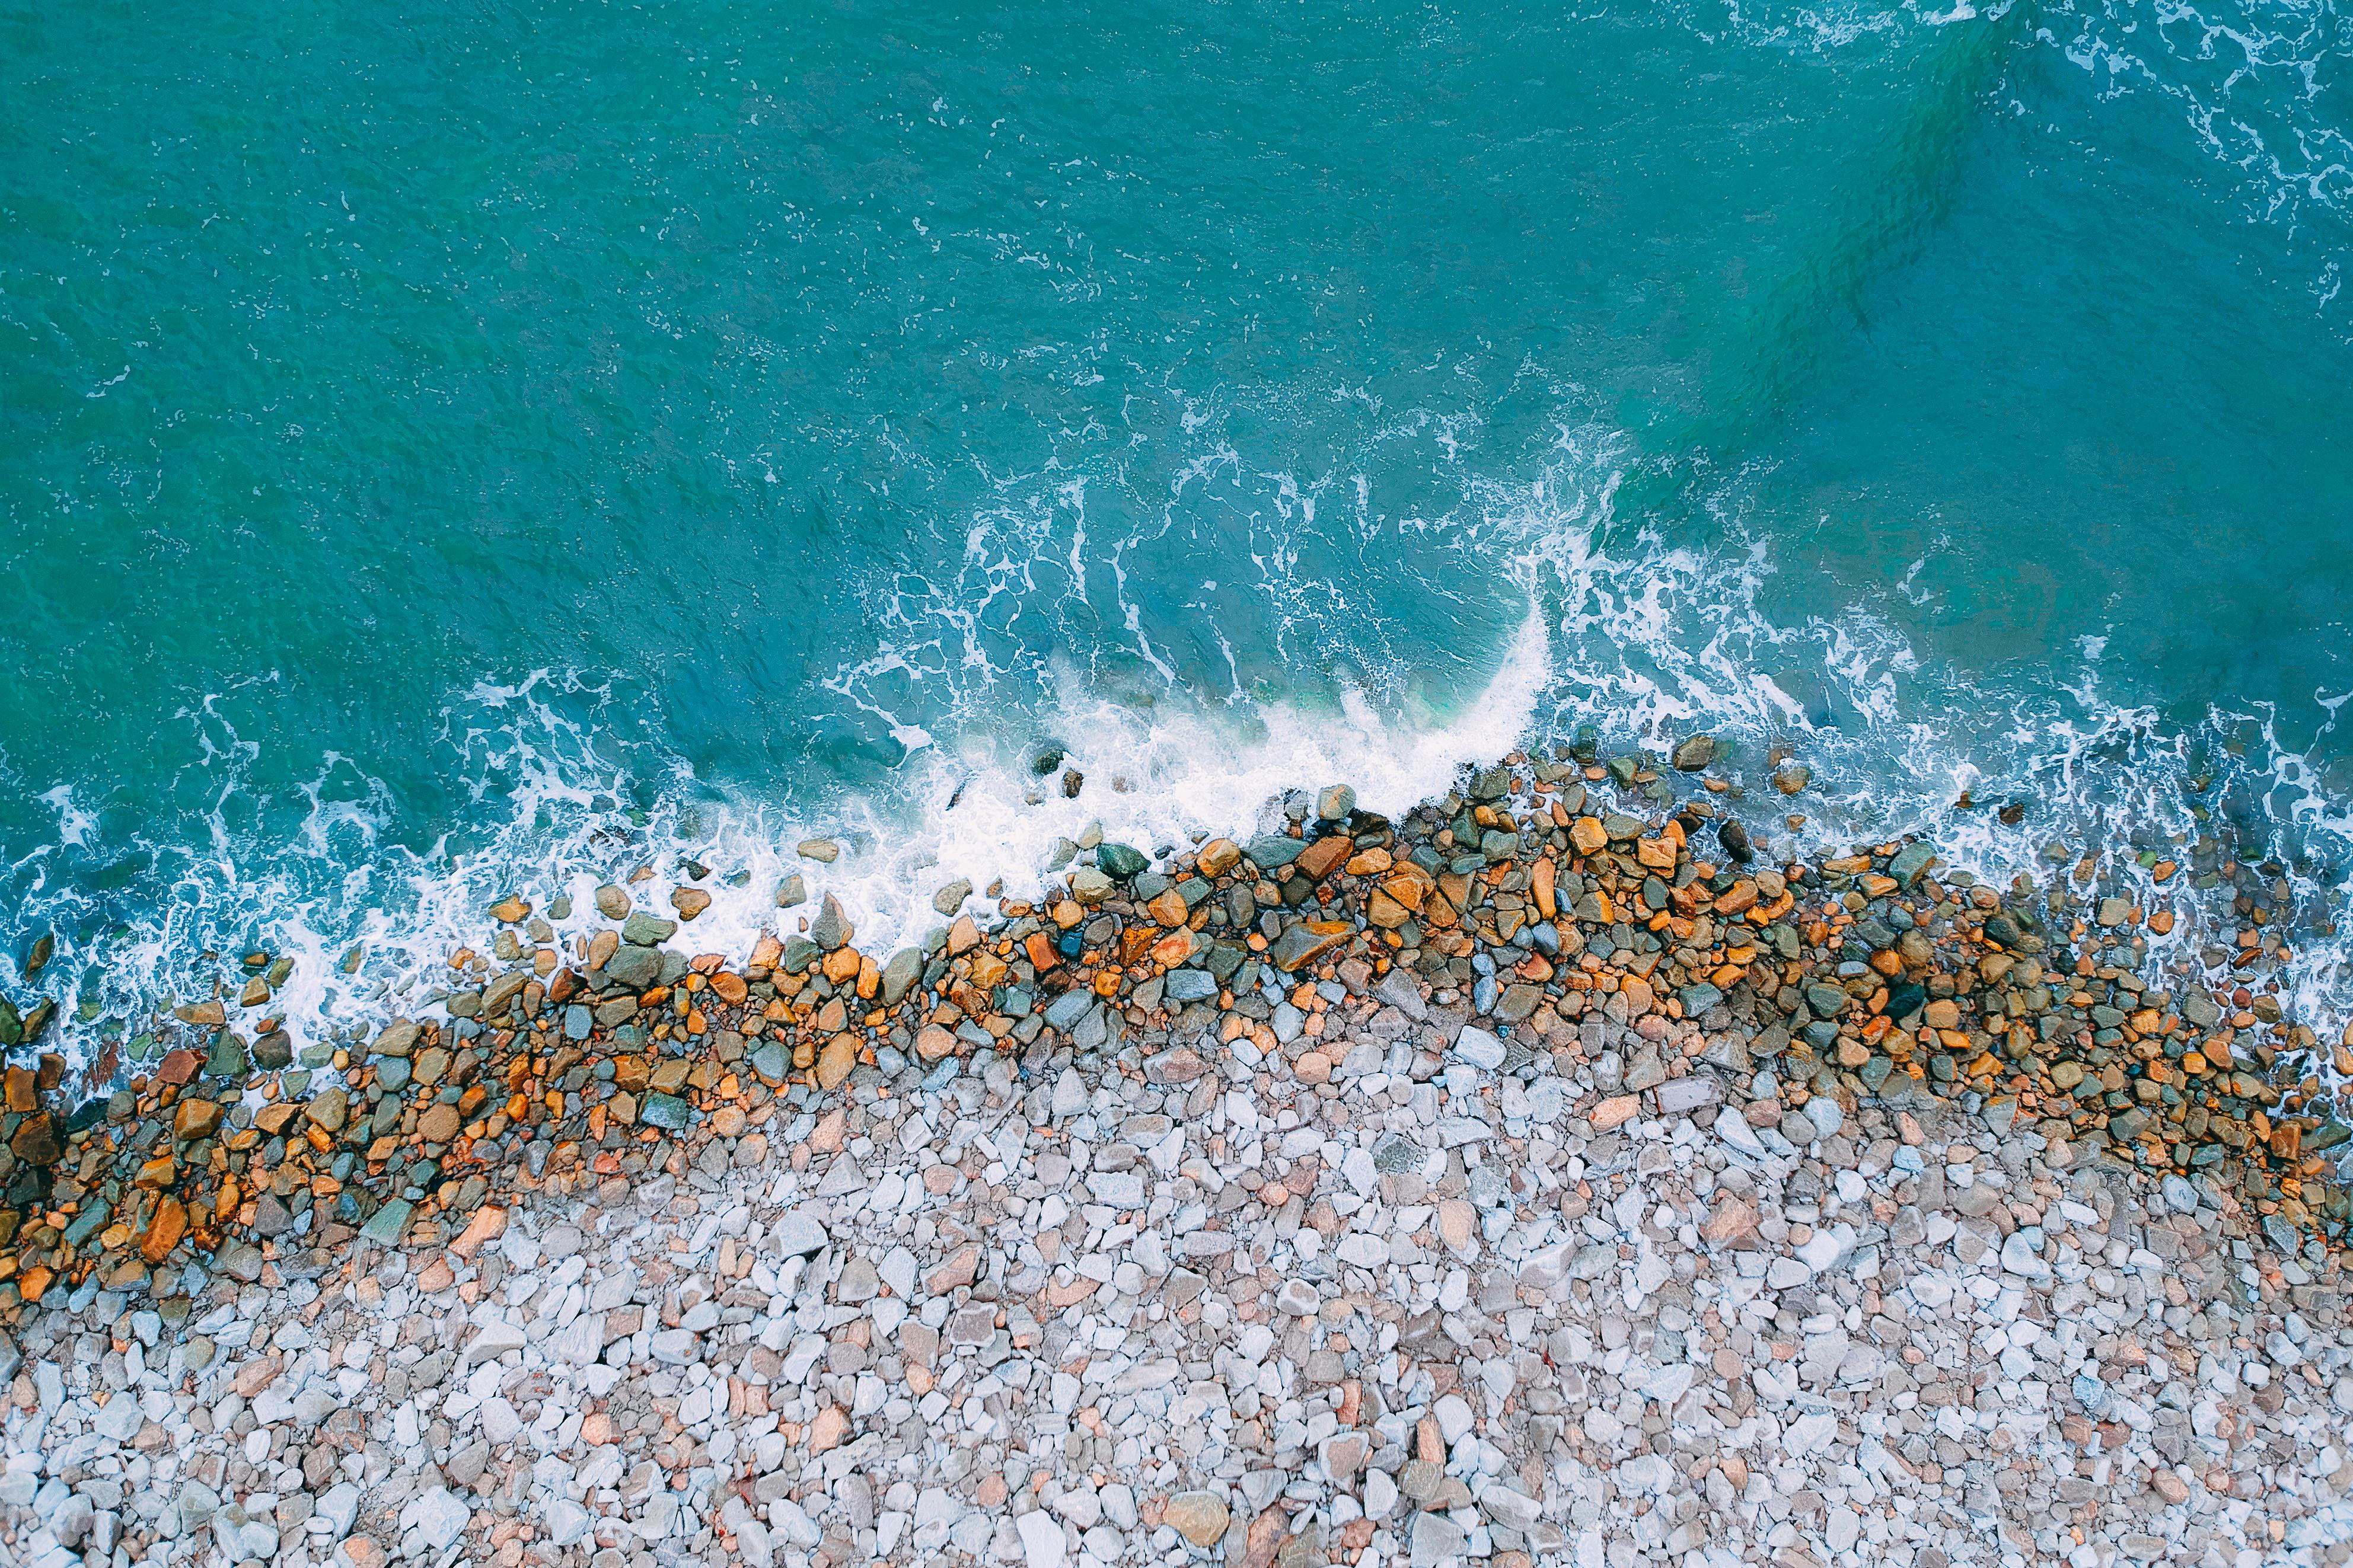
[2,433,2351,1118]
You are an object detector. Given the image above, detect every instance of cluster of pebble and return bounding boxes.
[0,740,2348,1568]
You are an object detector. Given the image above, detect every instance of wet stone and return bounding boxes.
[621,912,677,946]
[360,1198,413,1246]
[1248,834,1306,868]
[640,1092,693,1131]
[307,1086,349,1131]
[172,1099,221,1142]
[811,894,853,951]
[1889,842,1936,883]
[205,1033,248,1079]
[748,1040,789,1085]
[881,947,923,1005]
[1677,982,1723,1016]
[8,1113,60,1165]
[605,944,662,988]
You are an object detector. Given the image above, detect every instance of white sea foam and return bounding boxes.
[0,601,1557,1071]
[36,786,95,851]
[4,389,2349,1129]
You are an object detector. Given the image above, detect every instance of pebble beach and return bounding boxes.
[2,742,2348,1568]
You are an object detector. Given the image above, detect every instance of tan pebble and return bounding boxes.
[1435,1199,1475,1254]
[448,1205,508,1260]
[139,1197,189,1264]
[1701,1194,1759,1250]
[1589,1094,1640,1132]
[814,1033,858,1090]
[926,1244,979,1294]
[808,1405,849,1453]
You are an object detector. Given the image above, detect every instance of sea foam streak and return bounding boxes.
[0,608,1557,1074]
[4,405,2351,1116]
[522,601,1556,1013]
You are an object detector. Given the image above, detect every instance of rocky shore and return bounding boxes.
[1,740,2349,1568]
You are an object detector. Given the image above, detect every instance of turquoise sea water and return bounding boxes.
[4,0,2351,1060]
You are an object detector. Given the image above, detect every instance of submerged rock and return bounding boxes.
[1096,843,1147,879]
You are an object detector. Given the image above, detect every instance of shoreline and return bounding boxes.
[2,737,2351,1566]
[2,737,2344,1315]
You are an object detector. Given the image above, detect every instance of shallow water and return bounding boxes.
[4,0,2351,1061]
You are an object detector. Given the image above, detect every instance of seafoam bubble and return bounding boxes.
[5,368,2353,1136]
[0,592,1561,1083]
[567,599,1558,976]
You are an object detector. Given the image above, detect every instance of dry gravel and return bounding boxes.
[4,988,2348,1568]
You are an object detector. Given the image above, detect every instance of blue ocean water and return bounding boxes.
[2,0,2350,1064]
